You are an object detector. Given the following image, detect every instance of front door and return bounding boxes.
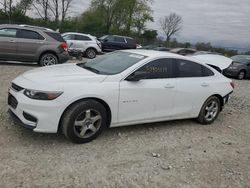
[118,58,176,124]
[0,28,18,60]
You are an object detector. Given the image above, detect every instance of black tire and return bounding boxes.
[197,96,221,125]
[237,70,245,80]
[62,100,107,143]
[39,53,58,66]
[85,48,97,59]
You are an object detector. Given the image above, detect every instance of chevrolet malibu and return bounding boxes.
[8,50,234,143]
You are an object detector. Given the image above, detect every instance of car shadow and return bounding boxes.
[9,118,198,146]
[0,61,38,67]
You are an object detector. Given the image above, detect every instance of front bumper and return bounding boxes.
[8,88,64,133]
[223,69,239,77]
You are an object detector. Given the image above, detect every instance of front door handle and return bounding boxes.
[201,82,209,87]
[9,40,16,43]
[164,84,175,89]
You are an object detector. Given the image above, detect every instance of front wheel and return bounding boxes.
[62,100,107,143]
[197,96,221,124]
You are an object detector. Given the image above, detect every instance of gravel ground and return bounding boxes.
[0,61,249,188]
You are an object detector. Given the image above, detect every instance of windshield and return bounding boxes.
[77,51,146,75]
[99,35,108,40]
[231,56,250,64]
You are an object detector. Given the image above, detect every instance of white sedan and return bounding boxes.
[8,50,234,143]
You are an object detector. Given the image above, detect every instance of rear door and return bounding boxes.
[75,35,92,51]
[113,36,127,50]
[173,59,214,118]
[16,29,45,61]
[0,28,18,60]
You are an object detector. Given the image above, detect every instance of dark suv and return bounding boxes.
[98,35,136,52]
[0,24,69,66]
[224,55,250,80]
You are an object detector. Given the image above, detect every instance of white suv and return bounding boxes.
[62,32,102,59]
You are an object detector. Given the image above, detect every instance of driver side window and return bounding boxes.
[134,58,174,79]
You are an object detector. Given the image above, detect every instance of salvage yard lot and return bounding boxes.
[0,61,249,188]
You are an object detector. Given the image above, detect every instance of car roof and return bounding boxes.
[123,49,189,59]
[62,32,96,39]
[0,24,55,32]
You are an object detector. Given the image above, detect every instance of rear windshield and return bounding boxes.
[45,32,65,42]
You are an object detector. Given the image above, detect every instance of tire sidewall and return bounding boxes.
[86,48,96,59]
[198,96,221,124]
[40,53,58,66]
[63,100,107,143]
[237,71,245,80]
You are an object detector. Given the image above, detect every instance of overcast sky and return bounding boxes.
[50,0,250,50]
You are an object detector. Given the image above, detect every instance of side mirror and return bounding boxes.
[125,71,148,81]
[104,38,108,42]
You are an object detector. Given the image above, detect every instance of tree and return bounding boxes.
[159,13,182,46]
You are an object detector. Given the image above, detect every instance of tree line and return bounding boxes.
[0,0,247,56]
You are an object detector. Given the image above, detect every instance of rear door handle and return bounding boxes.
[164,84,175,89]
[201,82,209,87]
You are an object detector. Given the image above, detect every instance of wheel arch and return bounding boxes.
[211,94,224,111]
[58,97,112,132]
[38,51,58,64]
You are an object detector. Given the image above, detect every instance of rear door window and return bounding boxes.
[17,29,44,40]
[0,28,17,38]
[114,37,125,43]
[76,35,91,41]
[175,59,203,77]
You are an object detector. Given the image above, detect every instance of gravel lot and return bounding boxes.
[0,61,249,188]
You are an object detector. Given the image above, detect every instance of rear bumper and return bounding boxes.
[222,91,233,106]
[58,51,70,63]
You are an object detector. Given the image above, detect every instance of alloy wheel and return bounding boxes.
[73,109,102,138]
[204,100,219,122]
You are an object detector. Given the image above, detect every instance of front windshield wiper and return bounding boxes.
[77,63,100,74]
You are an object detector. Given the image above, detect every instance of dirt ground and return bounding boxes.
[0,61,249,188]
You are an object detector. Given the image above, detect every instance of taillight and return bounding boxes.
[60,42,68,51]
[230,81,235,89]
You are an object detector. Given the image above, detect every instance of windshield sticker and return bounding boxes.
[129,54,145,59]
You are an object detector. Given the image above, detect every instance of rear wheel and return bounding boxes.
[237,71,245,80]
[62,100,107,143]
[39,53,58,66]
[197,96,221,124]
[85,48,97,59]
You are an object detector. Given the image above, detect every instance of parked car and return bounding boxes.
[170,48,197,56]
[0,24,69,66]
[62,32,102,59]
[8,50,234,143]
[98,35,136,52]
[223,55,250,79]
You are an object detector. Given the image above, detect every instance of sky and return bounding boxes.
[39,0,250,50]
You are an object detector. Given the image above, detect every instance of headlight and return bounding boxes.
[24,89,63,100]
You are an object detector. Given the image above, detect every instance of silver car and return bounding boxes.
[62,32,102,59]
[0,24,69,66]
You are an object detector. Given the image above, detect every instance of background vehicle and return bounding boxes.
[62,32,102,59]
[9,50,233,143]
[98,35,136,52]
[0,24,69,66]
[170,48,197,56]
[223,55,250,79]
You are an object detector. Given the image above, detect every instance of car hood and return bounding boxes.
[191,54,232,70]
[13,63,107,91]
